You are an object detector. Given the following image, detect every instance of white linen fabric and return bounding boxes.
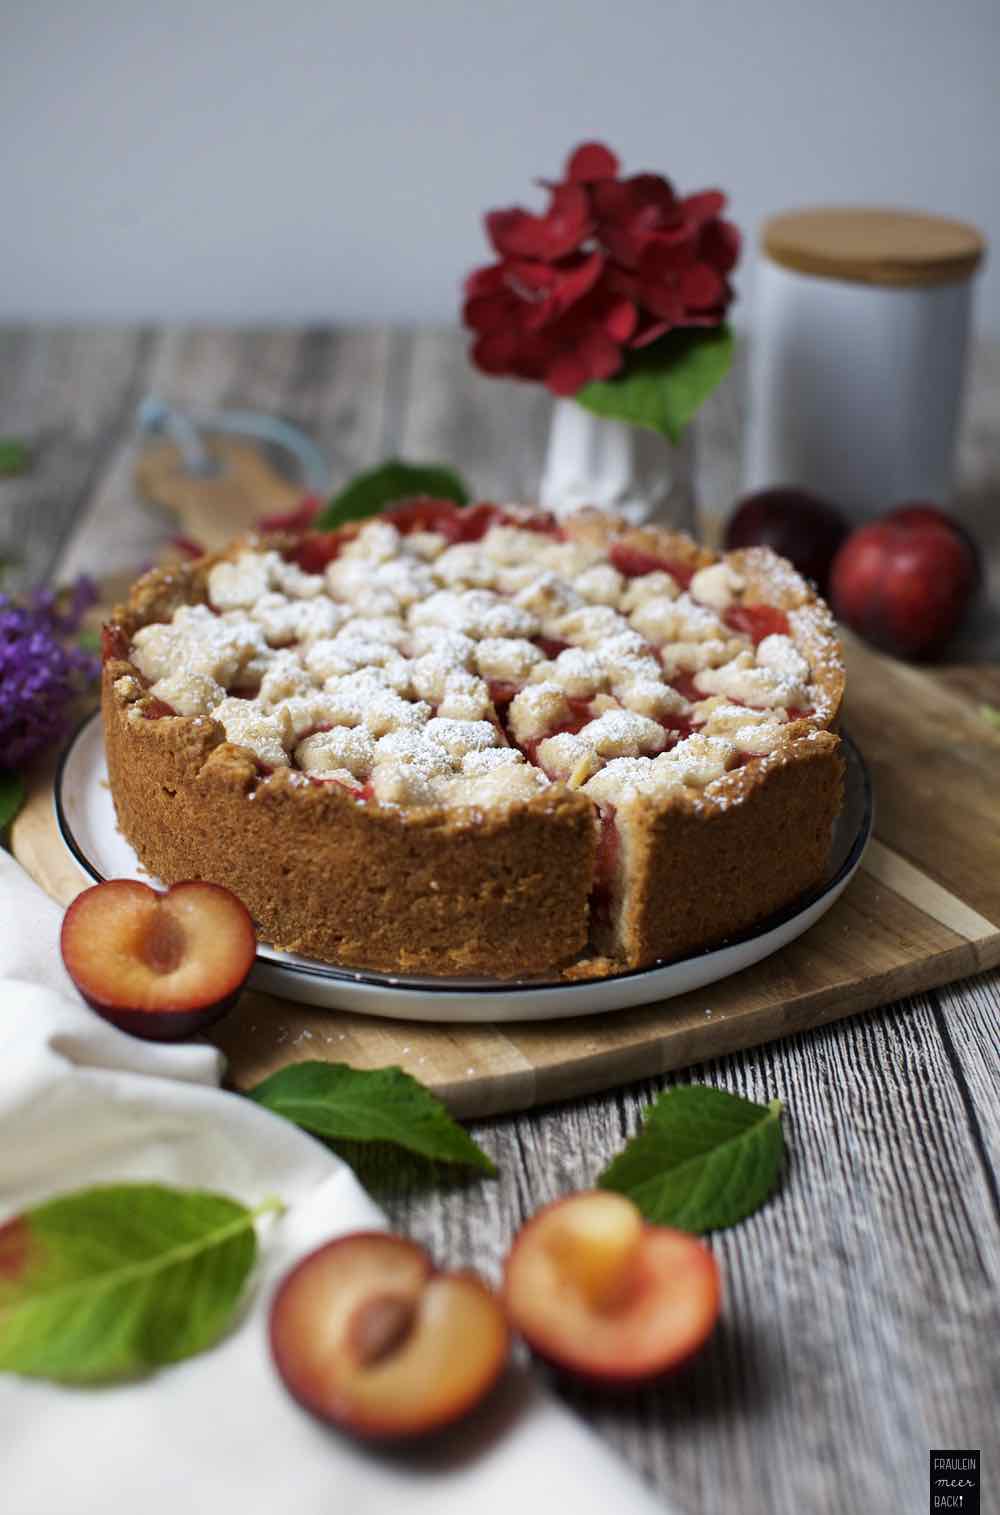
[0,851,670,1515]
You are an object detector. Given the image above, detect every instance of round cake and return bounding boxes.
[101,501,845,979]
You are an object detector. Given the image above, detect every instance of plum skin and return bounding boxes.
[501,1193,722,1389]
[268,1232,510,1442]
[829,519,977,659]
[724,487,848,593]
[59,879,257,1041]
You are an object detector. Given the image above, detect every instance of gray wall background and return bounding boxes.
[2,1,996,333]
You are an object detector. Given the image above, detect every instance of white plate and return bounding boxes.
[56,714,872,1023]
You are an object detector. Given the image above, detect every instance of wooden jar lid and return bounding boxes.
[762,206,985,288]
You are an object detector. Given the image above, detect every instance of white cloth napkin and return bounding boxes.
[0,851,669,1515]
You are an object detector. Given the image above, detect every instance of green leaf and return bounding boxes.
[979,703,1000,730]
[0,439,29,477]
[598,1085,784,1232]
[576,325,734,444]
[315,460,469,530]
[0,771,25,834]
[77,627,101,654]
[0,1184,280,1382]
[247,1062,496,1175]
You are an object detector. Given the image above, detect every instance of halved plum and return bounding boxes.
[503,1191,721,1386]
[269,1232,509,1440]
[60,880,256,1040]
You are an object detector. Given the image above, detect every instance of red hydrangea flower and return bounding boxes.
[462,142,739,397]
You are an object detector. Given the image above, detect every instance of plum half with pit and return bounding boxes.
[724,487,848,593]
[269,1232,509,1440]
[60,879,256,1040]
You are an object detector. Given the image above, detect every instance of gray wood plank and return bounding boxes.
[56,326,396,583]
[934,972,1000,1182]
[0,327,152,592]
[371,991,998,1515]
[398,326,552,501]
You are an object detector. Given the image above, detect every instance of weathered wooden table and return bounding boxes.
[1,327,997,1513]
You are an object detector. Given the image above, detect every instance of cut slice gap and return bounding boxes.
[590,805,626,958]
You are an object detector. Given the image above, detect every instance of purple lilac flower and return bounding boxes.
[0,577,100,769]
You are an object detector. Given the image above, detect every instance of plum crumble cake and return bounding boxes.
[101,501,845,978]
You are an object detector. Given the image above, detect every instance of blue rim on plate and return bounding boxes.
[55,711,872,995]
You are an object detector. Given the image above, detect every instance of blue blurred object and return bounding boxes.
[136,397,330,496]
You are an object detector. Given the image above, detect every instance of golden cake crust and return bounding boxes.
[101,508,845,979]
[102,663,596,978]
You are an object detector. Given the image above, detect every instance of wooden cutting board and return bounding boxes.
[12,616,1000,1117]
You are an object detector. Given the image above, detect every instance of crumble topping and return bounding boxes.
[441,765,550,809]
[339,519,401,563]
[553,604,629,648]
[576,709,668,759]
[629,592,730,646]
[620,570,679,610]
[149,670,225,717]
[573,564,625,606]
[373,728,454,773]
[434,670,493,722]
[535,539,606,577]
[480,525,551,565]
[729,721,788,756]
[756,632,811,685]
[616,678,689,721]
[688,561,745,611]
[131,604,267,686]
[424,716,501,759]
[254,652,315,709]
[511,570,583,624]
[118,518,837,812]
[369,763,438,806]
[476,637,545,683]
[580,733,736,807]
[296,725,376,776]
[536,732,603,786]
[433,544,497,590]
[694,650,810,709]
[582,756,683,807]
[659,638,747,678]
[213,696,289,768]
[538,647,608,699]
[508,682,572,744]
[461,746,526,773]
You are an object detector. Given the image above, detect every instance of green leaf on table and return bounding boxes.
[576,325,734,445]
[247,1062,496,1175]
[979,703,1000,730]
[0,1184,280,1383]
[315,460,469,530]
[0,771,25,834]
[0,438,30,477]
[598,1085,784,1232]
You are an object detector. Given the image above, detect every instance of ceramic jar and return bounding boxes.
[744,207,985,520]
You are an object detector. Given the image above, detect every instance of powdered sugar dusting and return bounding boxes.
[123,510,839,812]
